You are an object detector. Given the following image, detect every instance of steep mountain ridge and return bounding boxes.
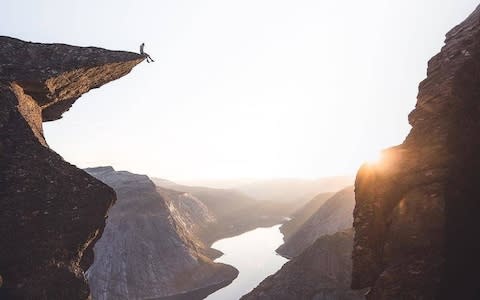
[280,192,335,241]
[155,186,223,259]
[277,186,355,258]
[156,186,216,239]
[242,229,363,300]
[0,36,142,298]
[235,176,353,205]
[153,179,290,244]
[86,167,238,300]
[352,5,480,299]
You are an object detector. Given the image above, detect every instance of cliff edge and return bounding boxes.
[352,6,480,299]
[0,36,143,299]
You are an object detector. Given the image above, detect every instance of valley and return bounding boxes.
[205,225,288,300]
[85,168,354,299]
[85,167,238,300]
[3,3,480,300]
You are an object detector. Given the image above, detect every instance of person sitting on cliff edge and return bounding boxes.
[140,42,154,63]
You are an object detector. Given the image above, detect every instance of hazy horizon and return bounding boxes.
[158,174,355,190]
[2,0,478,180]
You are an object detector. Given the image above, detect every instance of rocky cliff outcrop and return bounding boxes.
[0,36,143,299]
[352,5,480,299]
[85,167,238,300]
[242,229,363,300]
[156,186,216,241]
[277,186,355,258]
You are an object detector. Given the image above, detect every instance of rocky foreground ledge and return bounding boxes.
[353,5,480,300]
[0,36,143,299]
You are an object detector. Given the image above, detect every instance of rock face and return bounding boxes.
[156,186,217,240]
[280,192,335,241]
[277,186,355,258]
[241,229,363,300]
[0,36,143,299]
[85,167,238,300]
[352,6,480,299]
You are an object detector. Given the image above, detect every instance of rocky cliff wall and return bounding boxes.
[352,5,480,300]
[85,167,238,300]
[0,36,143,299]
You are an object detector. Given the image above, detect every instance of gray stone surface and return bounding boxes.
[86,167,237,300]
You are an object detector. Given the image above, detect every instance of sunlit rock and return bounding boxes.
[352,5,480,299]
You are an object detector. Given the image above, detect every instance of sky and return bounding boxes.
[2,0,479,181]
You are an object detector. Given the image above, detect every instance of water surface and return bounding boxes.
[205,224,288,300]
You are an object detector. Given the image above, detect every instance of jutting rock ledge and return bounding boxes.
[0,36,143,299]
[353,5,480,300]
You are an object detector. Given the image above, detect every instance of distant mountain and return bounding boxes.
[151,177,178,187]
[152,179,292,244]
[280,192,335,241]
[85,167,237,300]
[155,186,216,236]
[241,229,363,300]
[152,181,259,219]
[277,186,355,258]
[235,176,353,207]
[173,178,258,189]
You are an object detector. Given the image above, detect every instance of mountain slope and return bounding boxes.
[280,192,335,241]
[155,186,223,259]
[156,186,216,238]
[242,229,363,300]
[153,179,290,244]
[236,176,353,205]
[86,167,237,300]
[277,186,355,258]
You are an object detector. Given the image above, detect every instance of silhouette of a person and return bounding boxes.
[140,43,154,63]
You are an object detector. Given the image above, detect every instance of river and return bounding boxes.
[204,224,288,300]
